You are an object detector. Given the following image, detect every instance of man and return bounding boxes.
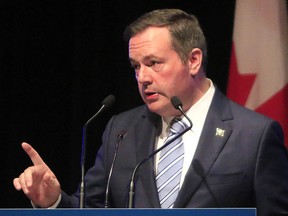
[13,9,288,215]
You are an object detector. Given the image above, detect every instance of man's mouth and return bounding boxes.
[144,91,159,99]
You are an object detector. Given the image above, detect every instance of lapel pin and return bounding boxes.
[215,128,225,137]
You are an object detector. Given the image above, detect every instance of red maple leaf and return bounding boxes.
[227,43,257,106]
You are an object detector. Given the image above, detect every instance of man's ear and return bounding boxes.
[188,48,203,76]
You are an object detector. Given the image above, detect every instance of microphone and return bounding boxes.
[128,96,193,208]
[79,94,116,208]
[104,131,127,208]
[170,96,193,128]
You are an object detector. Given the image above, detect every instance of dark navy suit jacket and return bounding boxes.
[60,88,288,216]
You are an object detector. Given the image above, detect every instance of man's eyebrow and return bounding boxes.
[129,58,138,64]
[129,55,158,63]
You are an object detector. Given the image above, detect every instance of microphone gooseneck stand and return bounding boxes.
[104,131,126,208]
[79,95,115,208]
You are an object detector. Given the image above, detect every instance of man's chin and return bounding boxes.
[146,103,177,117]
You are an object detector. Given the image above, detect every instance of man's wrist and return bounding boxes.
[31,194,62,209]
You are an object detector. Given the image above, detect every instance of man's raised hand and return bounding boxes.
[13,142,61,208]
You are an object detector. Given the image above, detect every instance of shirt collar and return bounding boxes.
[161,79,215,135]
[186,79,215,135]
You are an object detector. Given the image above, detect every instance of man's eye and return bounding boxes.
[131,64,140,70]
[149,61,159,66]
[149,61,163,71]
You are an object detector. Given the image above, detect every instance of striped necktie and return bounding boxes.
[156,118,187,208]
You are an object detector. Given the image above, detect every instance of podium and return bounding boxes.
[0,208,256,216]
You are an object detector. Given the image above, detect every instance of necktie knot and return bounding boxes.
[169,118,187,135]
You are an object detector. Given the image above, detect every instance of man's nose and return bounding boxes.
[137,66,152,84]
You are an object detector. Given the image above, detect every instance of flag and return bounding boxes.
[227,0,288,147]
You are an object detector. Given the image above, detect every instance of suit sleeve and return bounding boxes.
[254,120,288,216]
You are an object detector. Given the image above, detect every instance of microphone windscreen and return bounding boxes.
[171,96,182,109]
[102,95,116,107]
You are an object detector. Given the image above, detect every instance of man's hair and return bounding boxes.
[123,9,207,68]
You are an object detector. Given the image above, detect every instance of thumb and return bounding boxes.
[43,172,60,189]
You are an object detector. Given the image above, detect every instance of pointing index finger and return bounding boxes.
[21,142,46,166]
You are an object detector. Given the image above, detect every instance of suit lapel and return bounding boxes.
[174,89,233,208]
[134,107,161,208]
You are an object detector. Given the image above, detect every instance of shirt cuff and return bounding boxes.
[31,194,62,209]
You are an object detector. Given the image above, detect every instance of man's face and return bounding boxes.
[129,26,196,117]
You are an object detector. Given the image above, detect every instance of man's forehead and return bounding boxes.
[128,28,172,57]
